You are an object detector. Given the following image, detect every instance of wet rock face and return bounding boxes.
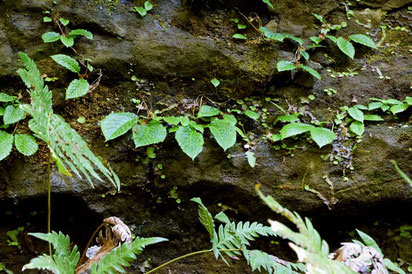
[0,0,411,271]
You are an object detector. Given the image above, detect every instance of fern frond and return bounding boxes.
[258,189,355,274]
[17,52,120,190]
[213,221,277,262]
[90,237,167,274]
[245,250,304,274]
[191,197,215,237]
[23,231,80,274]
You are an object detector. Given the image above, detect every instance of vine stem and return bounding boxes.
[146,248,241,274]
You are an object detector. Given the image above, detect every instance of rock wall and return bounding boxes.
[0,0,411,272]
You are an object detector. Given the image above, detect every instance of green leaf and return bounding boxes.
[175,126,204,160]
[232,34,247,40]
[59,18,70,26]
[349,121,364,136]
[144,1,153,10]
[0,93,16,102]
[244,110,260,120]
[405,97,412,105]
[349,34,377,49]
[191,197,215,237]
[4,105,25,124]
[356,230,382,255]
[15,134,38,156]
[215,212,230,224]
[280,123,314,139]
[43,16,52,22]
[133,121,167,148]
[364,114,383,121]
[0,108,4,116]
[101,112,138,141]
[51,54,80,73]
[347,106,364,122]
[223,114,237,126]
[336,37,355,59]
[134,6,147,16]
[245,151,256,167]
[60,36,74,47]
[368,102,383,110]
[162,116,182,125]
[258,27,284,42]
[41,32,61,43]
[284,34,304,45]
[390,104,409,114]
[276,113,299,123]
[0,131,13,161]
[198,105,220,118]
[237,24,246,29]
[310,36,323,44]
[66,79,89,99]
[262,0,273,8]
[277,61,296,72]
[211,78,220,87]
[68,29,93,40]
[299,65,321,80]
[326,35,338,43]
[384,258,406,274]
[209,119,237,151]
[312,13,324,23]
[300,50,310,61]
[309,127,335,148]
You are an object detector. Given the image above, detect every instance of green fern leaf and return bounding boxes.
[17,52,120,190]
[90,237,167,274]
[246,250,302,274]
[258,191,355,274]
[23,231,80,274]
[191,197,215,237]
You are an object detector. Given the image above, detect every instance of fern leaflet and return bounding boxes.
[90,237,167,273]
[245,250,304,274]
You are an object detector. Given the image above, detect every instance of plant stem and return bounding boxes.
[76,223,106,269]
[146,248,240,274]
[47,150,52,256]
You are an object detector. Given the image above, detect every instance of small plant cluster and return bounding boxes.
[312,13,377,59]
[101,104,255,163]
[133,1,153,17]
[42,16,95,99]
[0,93,38,160]
[258,13,377,80]
[335,97,412,137]
[42,17,93,48]
[0,52,119,188]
